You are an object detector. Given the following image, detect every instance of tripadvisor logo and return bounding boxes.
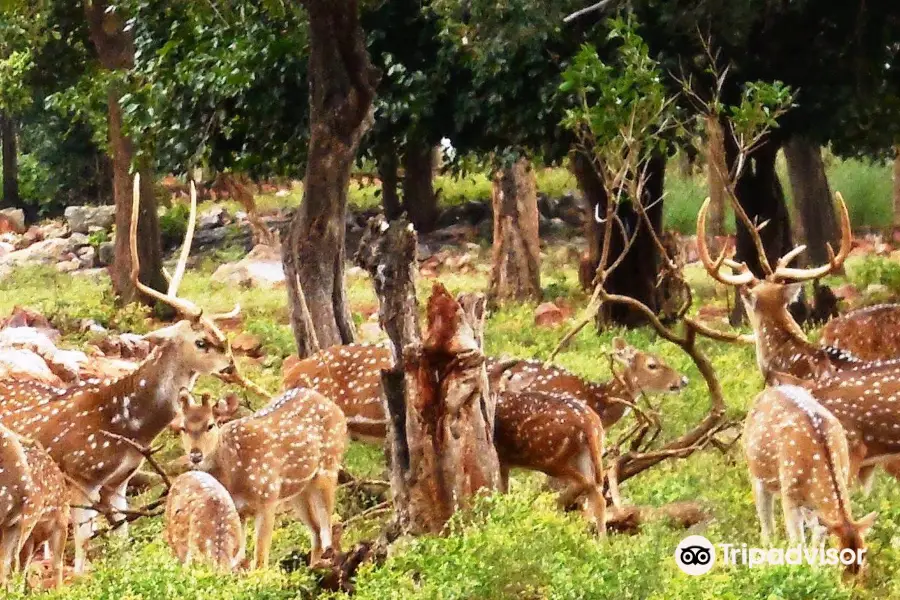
[674,535,867,575]
[675,535,716,576]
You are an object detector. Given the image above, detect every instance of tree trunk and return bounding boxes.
[378,146,401,220]
[282,0,379,358]
[705,115,727,237]
[0,112,19,209]
[572,151,664,326]
[402,140,439,233]
[85,0,166,303]
[893,146,900,228]
[783,136,838,267]
[356,219,501,535]
[488,157,541,304]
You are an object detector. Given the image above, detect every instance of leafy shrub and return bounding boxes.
[159,201,191,246]
[850,256,900,296]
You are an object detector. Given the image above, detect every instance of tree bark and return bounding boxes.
[488,157,541,304]
[378,146,401,220]
[0,111,19,209]
[705,115,727,237]
[281,0,379,358]
[402,140,439,233]
[85,0,166,303]
[783,136,838,267]
[893,146,900,228]
[572,151,664,326]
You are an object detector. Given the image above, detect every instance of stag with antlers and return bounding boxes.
[0,175,270,573]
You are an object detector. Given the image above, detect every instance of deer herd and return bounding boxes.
[0,179,895,587]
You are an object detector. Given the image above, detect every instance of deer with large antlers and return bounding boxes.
[172,387,347,568]
[744,384,875,574]
[164,471,244,572]
[282,339,687,441]
[0,175,266,573]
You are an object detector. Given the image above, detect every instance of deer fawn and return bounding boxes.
[165,471,244,572]
[493,386,609,532]
[282,339,687,440]
[821,304,900,361]
[0,175,260,573]
[744,384,875,574]
[172,387,348,568]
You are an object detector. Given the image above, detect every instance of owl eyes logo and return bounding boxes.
[675,535,716,575]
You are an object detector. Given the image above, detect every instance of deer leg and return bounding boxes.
[72,503,98,574]
[781,497,805,546]
[751,477,775,544]
[49,524,66,589]
[858,465,877,496]
[311,476,337,558]
[253,504,277,569]
[294,493,321,564]
[607,460,623,509]
[0,525,18,586]
[108,478,131,538]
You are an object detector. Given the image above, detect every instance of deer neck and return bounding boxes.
[591,371,638,424]
[107,344,195,445]
[752,312,818,373]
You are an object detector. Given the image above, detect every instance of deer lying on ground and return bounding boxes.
[0,176,259,573]
[172,387,347,568]
[744,384,875,574]
[282,339,687,440]
[697,195,900,489]
[821,304,900,361]
[165,471,244,572]
[0,424,38,586]
[17,437,69,588]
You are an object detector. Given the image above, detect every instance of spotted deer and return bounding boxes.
[744,384,875,574]
[698,195,900,489]
[493,386,609,532]
[0,424,39,586]
[282,339,687,440]
[821,304,900,361]
[0,175,257,574]
[172,387,347,568]
[164,471,244,572]
[13,436,69,588]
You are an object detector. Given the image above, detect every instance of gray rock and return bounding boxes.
[55,259,81,273]
[0,208,26,234]
[77,246,97,268]
[198,206,228,230]
[64,205,116,234]
[2,237,77,266]
[69,232,90,248]
[98,242,115,267]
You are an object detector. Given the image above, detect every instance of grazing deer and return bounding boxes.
[165,471,244,572]
[821,304,900,361]
[172,387,347,568]
[282,339,687,440]
[493,387,609,532]
[744,384,875,574]
[17,438,69,588]
[0,424,39,586]
[0,176,254,573]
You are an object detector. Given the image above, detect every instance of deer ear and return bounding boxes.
[214,393,241,422]
[856,511,877,538]
[783,283,803,305]
[611,337,635,364]
[178,390,192,413]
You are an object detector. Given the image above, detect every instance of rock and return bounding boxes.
[15,226,44,250]
[98,242,115,266]
[55,259,81,273]
[77,246,97,268]
[69,232,90,248]
[834,283,861,303]
[211,244,285,288]
[537,193,557,219]
[2,307,57,338]
[64,205,116,234]
[0,208,26,234]
[0,326,86,382]
[232,332,263,357]
[1,237,78,267]
[534,302,566,328]
[198,206,228,230]
[539,217,568,237]
[39,221,69,240]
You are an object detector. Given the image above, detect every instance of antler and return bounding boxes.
[696,197,756,286]
[771,192,852,282]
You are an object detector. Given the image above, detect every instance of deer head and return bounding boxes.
[611,337,688,394]
[171,391,240,467]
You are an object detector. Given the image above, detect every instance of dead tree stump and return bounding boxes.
[356,217,501,535]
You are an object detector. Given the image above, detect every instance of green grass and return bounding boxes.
[4,237,900,598]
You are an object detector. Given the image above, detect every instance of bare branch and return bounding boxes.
[563,0,619,24]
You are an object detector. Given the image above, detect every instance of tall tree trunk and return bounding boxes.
[0,112,19,209]
[85,0,165,303]
[572,151,664,326]
[402,140,439,233]
[488,157,541,304]
[282,0,379,358]
[783,136,838,267]
[378,146,401,220]
[893,146,900,228]
[705,115,727,237]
